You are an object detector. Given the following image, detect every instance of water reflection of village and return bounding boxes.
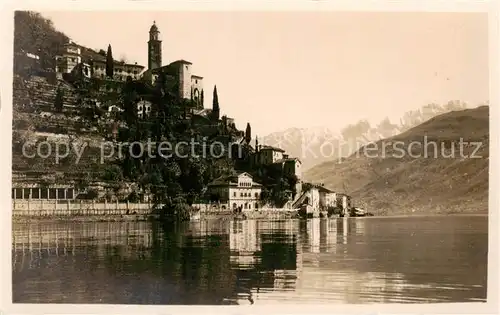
[13,218,418,304]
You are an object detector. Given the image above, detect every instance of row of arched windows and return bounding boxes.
[232,202,259,209]
[233,191,260,198]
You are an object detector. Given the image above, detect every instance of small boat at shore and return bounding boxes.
[349,207,375,217]
[352,207,366,216]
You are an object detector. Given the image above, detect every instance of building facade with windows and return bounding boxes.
[254,145,286,165]
[207,172,262,210]
[55,42,145,82]
[90,59,145,81]
[55,42,82,74]
[136,99,152,119]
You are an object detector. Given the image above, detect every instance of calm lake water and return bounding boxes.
[12,216,487,304]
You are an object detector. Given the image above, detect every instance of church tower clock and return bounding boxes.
[148,21,162,70]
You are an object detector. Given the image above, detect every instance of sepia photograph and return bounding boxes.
[3,2,497,312]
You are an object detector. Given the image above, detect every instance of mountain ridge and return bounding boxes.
[304,106,489,215]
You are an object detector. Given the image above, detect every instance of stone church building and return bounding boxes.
[140,21,205,108]
[54,21,205,108]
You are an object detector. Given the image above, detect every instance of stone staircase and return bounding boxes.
[291,190,309,209]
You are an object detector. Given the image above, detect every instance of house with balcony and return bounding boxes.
[207,172,263,211]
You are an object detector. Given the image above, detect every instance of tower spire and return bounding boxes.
[148,20,162,69]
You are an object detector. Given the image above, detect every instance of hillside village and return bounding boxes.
[12,12,351,218]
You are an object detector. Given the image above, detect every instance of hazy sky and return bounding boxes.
[41,11,489,136]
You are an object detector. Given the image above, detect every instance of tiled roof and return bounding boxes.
[193,108,212,117]
[316,185,334,193]
[207,172,262,187]
[259,145,285,152]
[273,157,301,164]
[169,59,193,65]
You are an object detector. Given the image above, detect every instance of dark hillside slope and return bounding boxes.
[304,106,489,215]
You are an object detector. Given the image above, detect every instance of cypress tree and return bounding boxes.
[212,85,220,120]
[54,87,64,112]
[106,44,114,78]
[245,123,251,144]
[200,89,204,107]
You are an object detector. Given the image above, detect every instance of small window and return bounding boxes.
[195,79,198,84]
[49,189,57,199]
[255,192,258,198]
[240,192,243,197]
[233,192,236,197]
[15,188,23,199]
[57,188,66,199]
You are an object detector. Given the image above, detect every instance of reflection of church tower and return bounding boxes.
[148,21,162,70]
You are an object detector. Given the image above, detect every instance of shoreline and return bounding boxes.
[12,214,159,223]
[11,211,488,223]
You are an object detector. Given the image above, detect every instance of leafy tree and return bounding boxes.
[86,189,99,200]
[54,87,64,112]
[106,44,114,78]
[102,165,124,181]
[13,11,69,72]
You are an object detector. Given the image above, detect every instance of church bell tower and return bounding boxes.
[148,21,162,70]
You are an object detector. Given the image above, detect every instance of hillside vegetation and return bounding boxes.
[304,106,489,215]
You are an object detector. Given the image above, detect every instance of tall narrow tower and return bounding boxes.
[148,21,162,70]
